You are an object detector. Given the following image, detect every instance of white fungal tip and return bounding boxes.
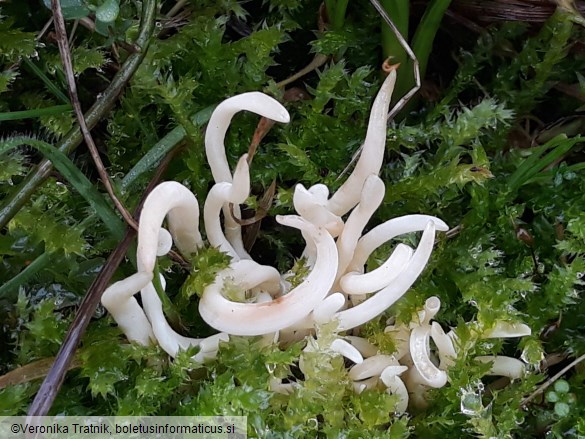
[308,184,329,201]
[360,175,385,211]
[230,155,251,202]
[341,243,413,295]
[331,339,364,364]
[421,296,441,324]
[313,293,345,323]
[278,108,291,123]
[383,374,409,413]
[430,322,457,369]
[101,272,155,346]
[349,355,398,381]
[156,227,173,256]
[345,336,379,358]
[482,322,532,338]
[380,365,408,386]
[293,184,343,235]
[475,356,526,380]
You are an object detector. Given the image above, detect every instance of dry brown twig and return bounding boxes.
[50,0,138,231]
[521,353,585,408]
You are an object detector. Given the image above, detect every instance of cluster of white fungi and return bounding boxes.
[102,69,531,412]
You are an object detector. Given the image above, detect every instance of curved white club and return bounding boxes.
[340,243,413,295]
[330,339,364,364]
[101,272,155,346]
[335,221,438,331]
[347,214,449,274]
[326,69,397,216]
[409,325,448,388]
[312,293,346,324]
[140,273,228,360]
[335,175,385,284]
[380,365,410,413]
[430,321,457,370]
[203,155,252,260]
[475,356,526,380]
[198,215,337,335]
[205,92,290,259]
[349,354,399,381]
[293,183,344,237]
[137,181,203,273]
[482,322,532,338]
[205,92,290,184]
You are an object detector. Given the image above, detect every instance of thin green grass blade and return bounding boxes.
[507,134,584,191]
[0,136,124,239]
[527,161,585,184]
[411,0,452,79]
[0,251,51,300]
[0,105,72,122]
[121,104,215,192]
[380,0,409,59]
[22,58,70,104]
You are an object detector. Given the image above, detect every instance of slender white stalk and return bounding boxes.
[430,322,457,370]
[140,274,224,359]
[335,222,437,331]
[205,93,290,259]
[205,93,290,184]
[380,365,409,413]
[347,215,448,274]
[327,70,397,216]
[203,155,250,259]
[340,243,413,295]
[335,175,385,283]
[101,272,155,345]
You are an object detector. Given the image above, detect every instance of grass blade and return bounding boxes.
[121,104,215,192]
[22,57,70,104]
[0,251,51,300]
[507,134,584,192]
[0,104,72,121]
[1,136,124,238]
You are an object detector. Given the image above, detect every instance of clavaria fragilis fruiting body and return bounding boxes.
[101,69,531,413]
